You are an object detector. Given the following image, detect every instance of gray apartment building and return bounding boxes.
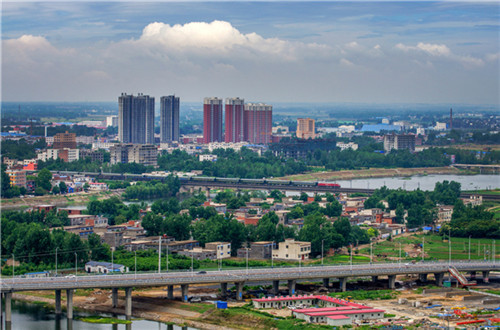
[160,95,180,143]
[118,93,155,144]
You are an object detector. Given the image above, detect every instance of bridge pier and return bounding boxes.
[323,278,330,288]
[112,288,119,308]
[220,283,228,299]
[434,273,444,287]
[55,289,62,314]
[339,278,347,292]
[470,271,476,280]
[419,273,428,282]
[388,275,396,289]
[181,284,189,302]
[273,280,280,295]
[288,280,296,295]
[167,285,174,300]
[5,292,12,323]
[66,289,74,319]
[125,288,132,318]
[371,276,378,283]
[483,271,490,283]
[235,282,245,301]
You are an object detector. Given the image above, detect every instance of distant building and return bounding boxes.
[85,261,128,274]
[237,241,274,259]
[79,149,104,163]
[203,97,223,144]
[160,95,180,143]
[336,142,358,151]
[199,154,217,162]
[5,169,26,188]
[273,238,311,261]
[296,118,316,139]
[110,144,158,166]
[53,131,76,149]
[225,97,245,143]
[383,134,415,153]
[244,103,273,144]
[118,93,155,144]
[434,122,447,131]
[57,148,80,162]
[205,242,232,259]
[106,115,118,127]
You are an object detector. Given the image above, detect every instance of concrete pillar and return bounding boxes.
[167,285,174,300]
[66,289,74,319]
[5,292,12,323]
[371,276,378,283]
[220,283,228,299]
[125,288,132,318]
[434,273,444,287]
[112,288,118,308]
[181,284,189,302]
[339,278,347,292]
[388,275,396,289]
[273,280,280,295]
[55,289,62,314]
[288,280,296,295]
[235,282,245,301]
[322,278,330,288]
[483,271,490,283]
[419,273,428,282]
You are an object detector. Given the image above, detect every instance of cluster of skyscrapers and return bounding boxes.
[118,93,179,144]
[118,94,272,145]
[204,97,273,144]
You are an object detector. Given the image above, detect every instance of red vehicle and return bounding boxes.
[317,182,340,188]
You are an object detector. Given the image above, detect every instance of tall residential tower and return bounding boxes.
[225,97,245,143]
[118,93,155,144]
[203,97,223,143]
[160,95,180,143]
[244,103,273,144]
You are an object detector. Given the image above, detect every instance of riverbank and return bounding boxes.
[0,189,125,211]
[280,166,466,182]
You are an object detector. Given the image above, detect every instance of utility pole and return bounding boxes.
[134,251,137,279]
[468,236,471,261]
[422,236,425,262]
[55,247,58,276]
[166,243,169,273]
[370,242,373,264]
[158,236,161,274]
[321,240,324,266]
[448,229,451,266]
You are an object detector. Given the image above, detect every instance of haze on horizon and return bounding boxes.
[2,1,499,105]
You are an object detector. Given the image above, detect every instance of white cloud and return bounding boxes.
[395,42,483,68]
[340,58,355,67]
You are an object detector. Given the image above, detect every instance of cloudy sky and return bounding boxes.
[2,1,499,104]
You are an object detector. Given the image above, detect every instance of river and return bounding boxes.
[2,300,193,330]
[334,174,499,191]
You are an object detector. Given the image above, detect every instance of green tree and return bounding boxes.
[59,181,67,194]
[36,168,52,191]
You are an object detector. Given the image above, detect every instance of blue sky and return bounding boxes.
[2,1,499,104]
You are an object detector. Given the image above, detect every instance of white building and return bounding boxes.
[106,115,118,127]
[199,154,218,162]
[336,142,358,151]
[434,122,447,130]
[273,238,311,261]
[85,261,128,274]
[205,242,231,259]
[37,149,59,162]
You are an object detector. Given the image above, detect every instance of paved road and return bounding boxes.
[1,261,497,292]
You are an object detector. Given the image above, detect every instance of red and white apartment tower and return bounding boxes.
[224,97,245,143]
[203,97,223,144]
[244,103,273,144]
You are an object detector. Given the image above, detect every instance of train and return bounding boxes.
[49,171,341,189]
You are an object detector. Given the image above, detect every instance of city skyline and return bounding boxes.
[2,1,499,105]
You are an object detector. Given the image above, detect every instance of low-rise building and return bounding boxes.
[177,247,217,260]
[237,241,274,259]
[5,169,26,188]
[273,238,311,261]
[205,242,231,259]
[85,261,128,274]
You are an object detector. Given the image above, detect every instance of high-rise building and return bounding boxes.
[225,97,245,143]
[296,118,316,139]
[203,97,223,144]
[118,93,155,144]
[106,115,118,127]
[160,95,180,143]
[53,131,77,149]
[110,144,158,166]
[244,103,273,144]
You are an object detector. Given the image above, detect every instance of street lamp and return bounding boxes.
[321,240,324,266]
[422,236,425,262]
[158,236,162,274]
[271,242,274,269]
[74,252,78,277]
[448,229,451,266]
[166,243,169,273]
[191,250,194,275]
[399,242,401,267]
[111,249,114,275]
[468,236,471,261]
[246,247,249,275]
[55,247,58,276]
[370,242,373,264]
[12,254,15,278]
[134,250,137,279]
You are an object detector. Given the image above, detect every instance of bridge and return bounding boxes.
[1,261,497,324]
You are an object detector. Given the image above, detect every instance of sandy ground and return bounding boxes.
[280,166,462,182]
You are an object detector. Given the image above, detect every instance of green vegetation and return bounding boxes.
[440,199,498,238]
[76,316,132,324]
[328,289,399,300]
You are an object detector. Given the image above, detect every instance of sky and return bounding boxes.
[2,1,499,104]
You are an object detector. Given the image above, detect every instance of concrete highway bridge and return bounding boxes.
[1,261,497,324]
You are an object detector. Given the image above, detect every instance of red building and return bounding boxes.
[203,97,223,143]
[244,103,273,144]
[224,97,245,142]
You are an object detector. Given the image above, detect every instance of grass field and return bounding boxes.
[360,233,499,262]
